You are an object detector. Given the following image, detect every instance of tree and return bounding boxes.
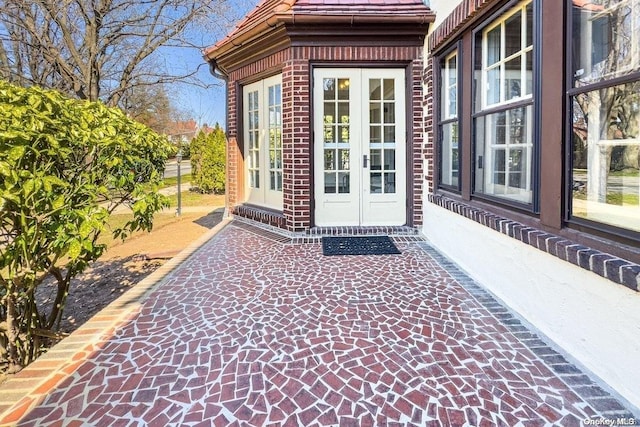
[0,0,230,110]
[0,81,173,372]
[190,125,226,194]
[123,84,175,135]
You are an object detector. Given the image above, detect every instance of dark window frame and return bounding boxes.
[469,0,541,213]
[435,41,463,193]
[564,0,640,243]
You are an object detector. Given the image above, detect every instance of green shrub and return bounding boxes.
[190,125,226,194]
[0,81,173,372]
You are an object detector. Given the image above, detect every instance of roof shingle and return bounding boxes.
[204,0,433,59]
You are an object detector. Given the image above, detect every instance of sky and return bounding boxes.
[162,0,259,129]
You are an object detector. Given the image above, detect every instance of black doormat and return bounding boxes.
[322,236,401,256]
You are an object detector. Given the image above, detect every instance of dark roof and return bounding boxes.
[204,0,433,60]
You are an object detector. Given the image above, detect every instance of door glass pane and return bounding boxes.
[324,102,336,123]
[370,149,382,170]
[370,173,382,194]
[338,172,350,193]
[370,103,381,123]
[383,79,395,100]
[324,173,336,193]
[325,150,335,170]
[383,103,395,123]
[339,126,350,143]
[323,76,351,195]
[384,126,395,143]
[385,173,396,193]
[384,149,395,170]
[338,79,350,100]
[268,84,282,191]
[339,149,350,170]
[370,126,381,143]
[370,79,381,100]
[324,78,335,100]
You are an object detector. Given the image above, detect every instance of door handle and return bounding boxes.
[363,155,368,168]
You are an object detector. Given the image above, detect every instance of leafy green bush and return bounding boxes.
[190,125,226,194]
[0,81,173,372]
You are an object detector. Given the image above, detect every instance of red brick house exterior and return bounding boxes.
[203,0,434,233]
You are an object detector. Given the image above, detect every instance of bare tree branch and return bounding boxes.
[0,0,231,112]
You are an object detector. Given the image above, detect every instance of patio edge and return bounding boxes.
[0,217,232,426]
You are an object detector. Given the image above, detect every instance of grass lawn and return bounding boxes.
[160,173,192,188]
[165,191,224,208]
[99,191,225,249]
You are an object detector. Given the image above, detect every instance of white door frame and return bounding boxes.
[313,68,407,226]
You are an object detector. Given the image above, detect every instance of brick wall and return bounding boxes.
[423,56,434,197]
[225,43,426,231]
[283,57,312,232]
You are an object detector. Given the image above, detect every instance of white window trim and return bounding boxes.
[440,49,460,187]
[481,0,533,110]
[243,74,283,209]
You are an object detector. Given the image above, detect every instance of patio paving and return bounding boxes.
[11,221,636,426]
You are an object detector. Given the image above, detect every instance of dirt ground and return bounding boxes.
[35,206,225,334]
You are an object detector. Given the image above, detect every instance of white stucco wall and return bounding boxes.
[422,202,640,411]
[429,0,461,29]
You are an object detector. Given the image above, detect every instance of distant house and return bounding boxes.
[165,119,199,144]
[205,0,640,410]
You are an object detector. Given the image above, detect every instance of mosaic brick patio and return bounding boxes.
[13,222,636,425]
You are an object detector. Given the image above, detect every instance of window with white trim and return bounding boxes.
[474,0,535,205]
[438,49,460,189]
[243,75,283,209]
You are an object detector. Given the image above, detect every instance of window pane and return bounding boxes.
[505,12,522,57]
[572,1,640,87]
[487,67,501,105]
[475,106,533,204]
[486,26,501,66]
[571,81,640,232]
[442,51,458,120]
[441,122,459,187]
[505,57,523,102]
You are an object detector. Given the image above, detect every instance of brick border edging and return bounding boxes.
[417,241,639,420]
[427,194,640,291]
[0,217,233,426]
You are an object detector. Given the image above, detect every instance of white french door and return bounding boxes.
[313,68,406,226]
